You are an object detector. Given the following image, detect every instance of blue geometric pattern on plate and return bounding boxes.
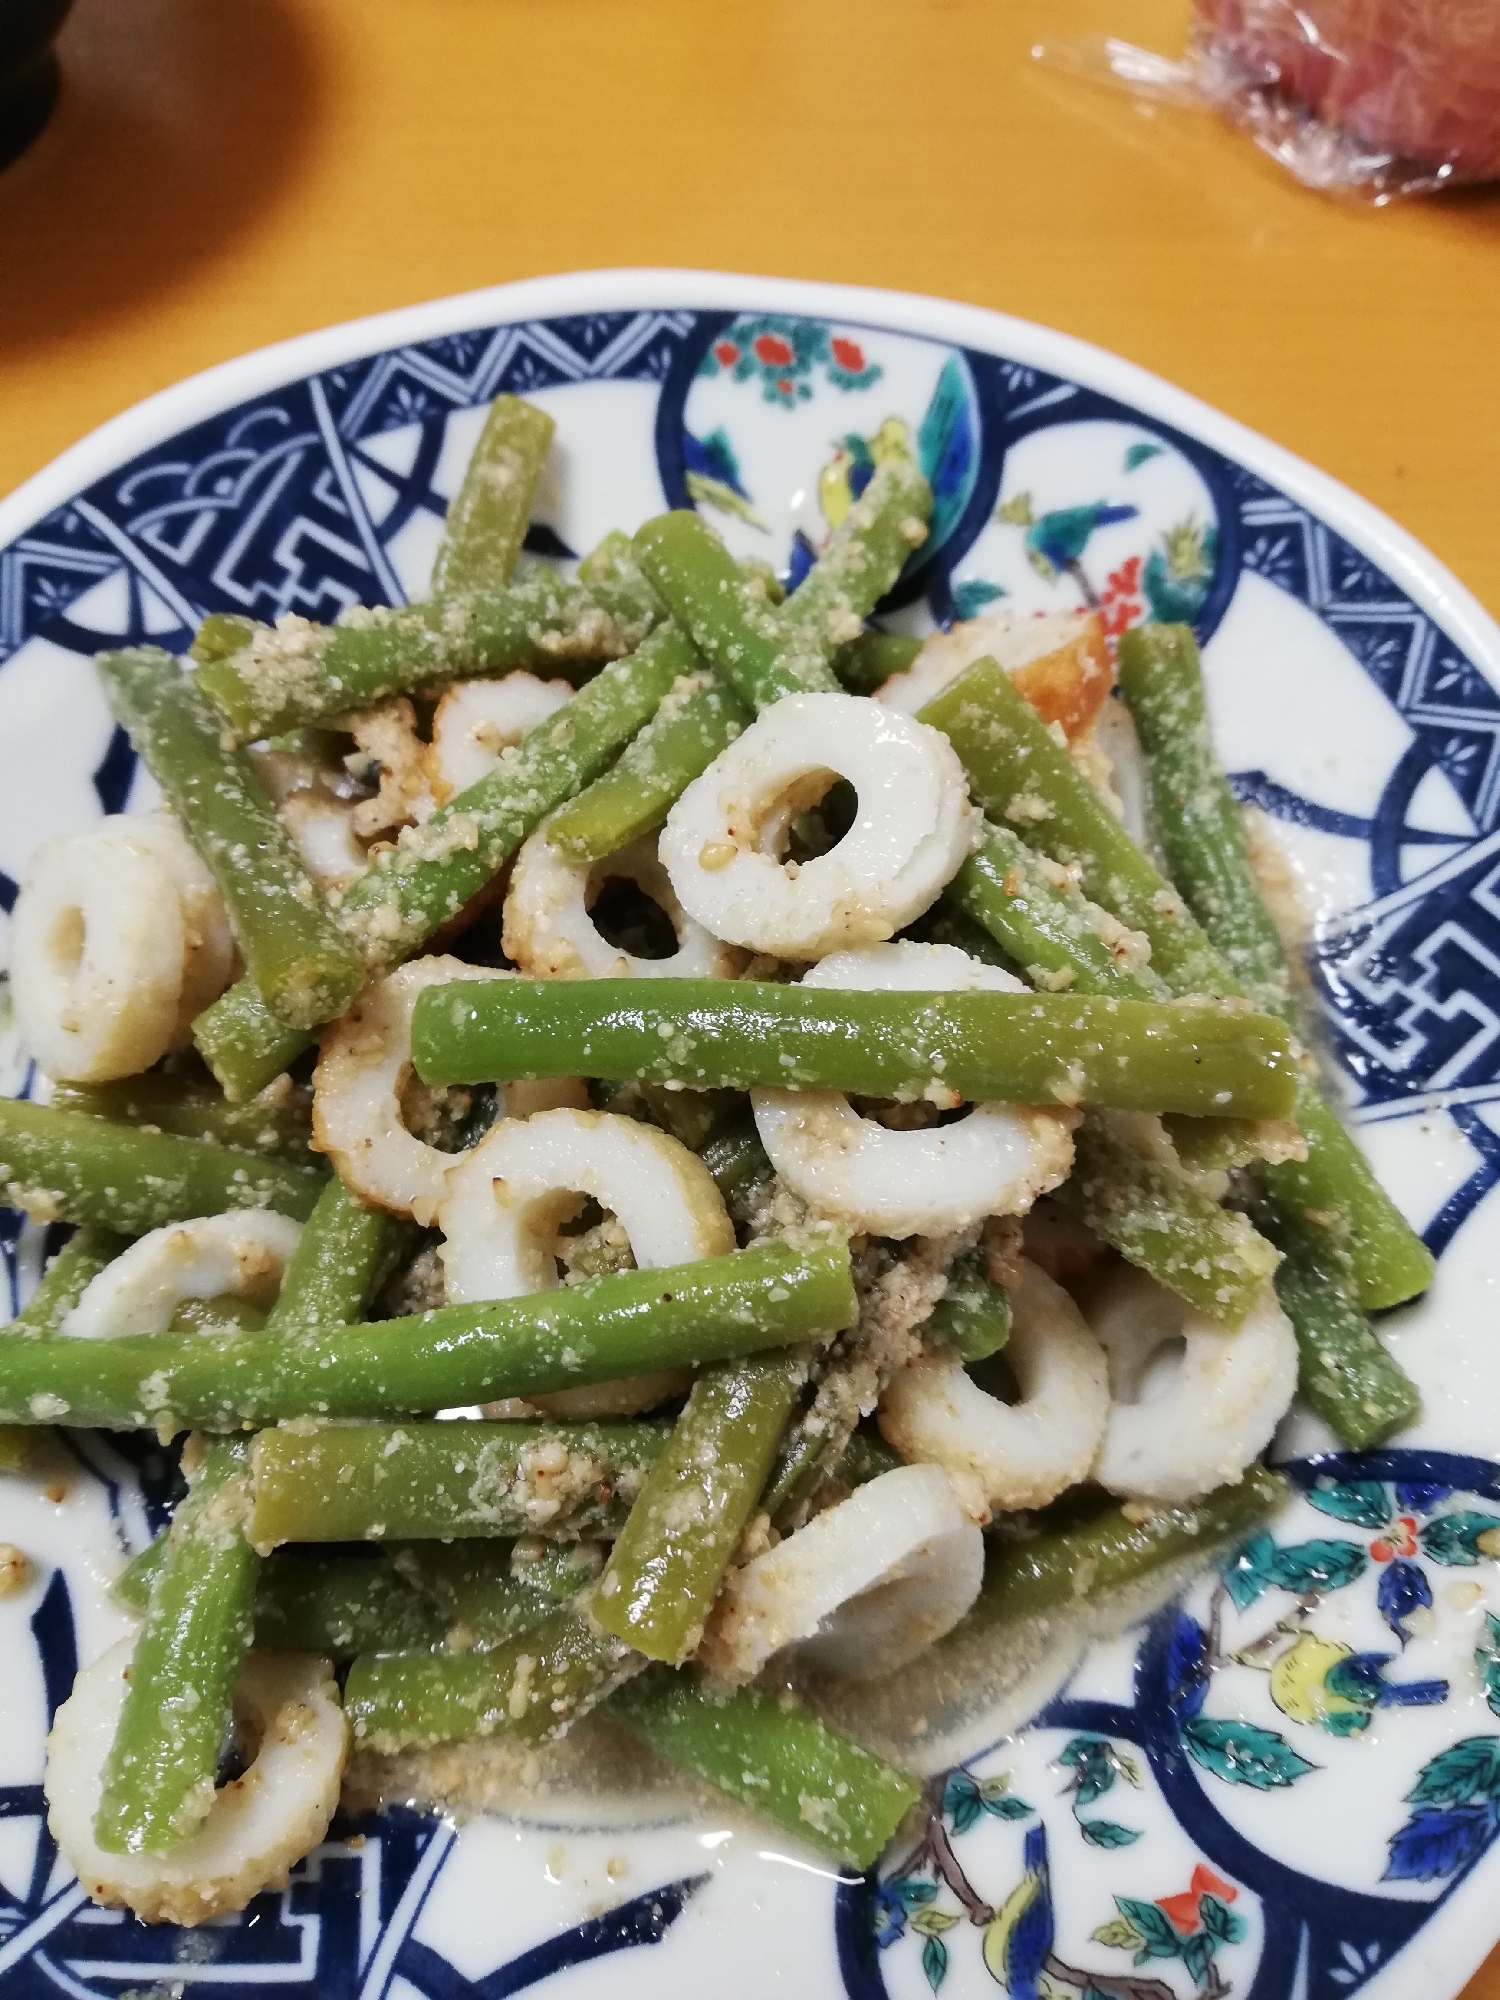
[4,301,1500,2000]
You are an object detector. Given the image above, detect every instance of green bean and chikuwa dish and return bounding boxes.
[0,394,1431,1923]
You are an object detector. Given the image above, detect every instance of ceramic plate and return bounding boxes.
[3,270,1500,2000]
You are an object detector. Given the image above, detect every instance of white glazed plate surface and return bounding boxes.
[2,270,1500,2000]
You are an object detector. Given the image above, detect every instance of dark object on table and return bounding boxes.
[0,0,73,170]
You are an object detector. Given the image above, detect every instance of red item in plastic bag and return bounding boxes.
[1194,0,1500,184]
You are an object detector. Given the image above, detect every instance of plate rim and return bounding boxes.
[4,265,1500,2000]
[2,266,1497,685]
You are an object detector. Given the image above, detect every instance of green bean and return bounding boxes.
[430,396,553,598]
[761,1417,904,1526]
[50,1075,313,1161]
[0,1099,325,1234]
[780,460,933,651]
[0,1425,60,1475]
[921,657,1233,998]
[263,1178,408,1336]
[1119,628,1434,1310]
[253,1541,600,1655]
[98,649,365,1031]
[0,1236,855,1431]
[248,1420,667,1547]
[592,1078,743,1154]
[345,1602,637,1749]
[610,1670,920,1873]
[832,629,922,695]
[1259,1088,1435,1313]
[112,1533,170,1612]
[946,826,1165,1002]
[1117,625,1291,1008]
[972,1463,1289,1628]
[593,1353,806,1662]
[929,653,1433,1312]
[94,1437,259,1855]
[634,462,930,712]
[699,1116,778,1234]
[192,546,663,744]
[193,623,699,1100]
[544,671,750,862]
[1057,1113,1280,1325]
[1260,1206,1420,1446]
[632,516,838,708]
[411,977,1300,1120]
[4,1225,131,1335]
[187,989,317,1109]
[189,613,255,667]
[925,1245,1013,1361]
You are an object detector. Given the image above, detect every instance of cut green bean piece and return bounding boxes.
[112,1532,170,1613]
[412,977,1300,1120]
[189,613,255,667]
[98,649,365,1030]
[0,1425,59,1475]
[780,460,933,651]
[263,1178,407,1336]
[594,1352,806,1662]
[611,1670,920,1873]
[1118,622,1434,1311]
[248,1420,667,1547]
[762,1416,904,1526]
[3,1225,131,1336]
[0,1237,855,1432]
[545,671,750,862]
[832,629,922,695]
[344,1603,636,1749]
[1261,1085,1436,1312]
[1262,1207,1420,1446]
[634,514,840,707]
[593,1078,743,1154]
[634,463,931,712]
[194,622,699,1100]
[94,1438,259,1856]
[921,656,1234,998]
[973,1464,1289,1629]
[946,827,1165,1002]
[189,990,316,1108]
[0,1099,325,1233]
[1058,1113,1281,1325]
[699,1117,778,1234]
[253,1541,600,1655]
[324,622,700,980]
[194,549,663,744]
[51,1075,313,1161]
[931,651,1433,1312]
[430,396,553,598]
[1117,623,1292,1010]
[926,1246,1013,1361]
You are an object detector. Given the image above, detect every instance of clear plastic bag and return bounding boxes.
[1035,2,1500,204]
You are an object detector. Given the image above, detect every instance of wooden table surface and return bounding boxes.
[3,0,1499,1988]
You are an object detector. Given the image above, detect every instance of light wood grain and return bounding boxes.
[1,1,1498,1987]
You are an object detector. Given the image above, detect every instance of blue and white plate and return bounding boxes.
[2,270,1499,2000]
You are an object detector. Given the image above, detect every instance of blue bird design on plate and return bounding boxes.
[996,493,1139,608]
[982,1822,1053,1996]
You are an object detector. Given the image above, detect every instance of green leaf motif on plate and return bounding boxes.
[1181,1715,1318,1789]
[1267,1538,1368,1595]
[1407,1735,1500,1809]
[1305,1479,1392,1530]
[1078,1819,1141,1848]
[1420,1511,1500,1568]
